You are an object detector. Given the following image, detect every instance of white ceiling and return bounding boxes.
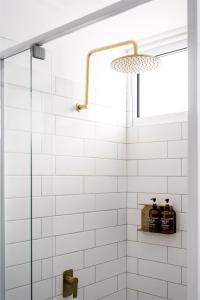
[0,0,118,42]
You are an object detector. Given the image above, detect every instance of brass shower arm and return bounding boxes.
[76,40,139,111]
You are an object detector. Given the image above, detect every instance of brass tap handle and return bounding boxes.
[63,269,78,298]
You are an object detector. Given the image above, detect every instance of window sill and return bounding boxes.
[133,111,187,126]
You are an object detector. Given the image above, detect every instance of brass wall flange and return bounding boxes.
[63,269,78,298]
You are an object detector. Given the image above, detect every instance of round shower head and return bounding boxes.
[110,54,160,73]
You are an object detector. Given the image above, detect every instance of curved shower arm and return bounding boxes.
[76,40,138,111]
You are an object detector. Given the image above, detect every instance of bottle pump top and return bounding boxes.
[151,198,157,206]
[165,199,170,206]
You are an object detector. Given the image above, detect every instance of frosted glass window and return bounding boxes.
[138,49,188,118]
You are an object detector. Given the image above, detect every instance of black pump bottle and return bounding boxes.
[161,199,176,234]
[149,198,161,233]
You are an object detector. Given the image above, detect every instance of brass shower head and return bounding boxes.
[111,54,160,73]
[76,40,160,111]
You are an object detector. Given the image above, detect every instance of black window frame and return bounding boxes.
[137,47,188,118]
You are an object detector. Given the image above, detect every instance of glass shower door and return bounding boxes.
[4,50,32,300]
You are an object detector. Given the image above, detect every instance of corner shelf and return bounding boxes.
[138,204,176,234]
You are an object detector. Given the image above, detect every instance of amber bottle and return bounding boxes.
[161,199,176,234]
[149,198,161,233]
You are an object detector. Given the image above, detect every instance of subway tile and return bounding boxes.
[118,143,127,159]
[84,139,117,158]
[127,209,140,225]
[56,194,95,215]
[127,241,167,263]
[5,176,30,198]
[32,112,55,134]
[177,212,187,231]
[168,247,187,267]
[42,258,53,279]
[96,225,126,246]
[139,159,181,176]
[32,154,54,175]
[127,193,138,209]
[96,193,126,210]
[127,142,167,159]
[96,159,126,176]
[32,196,54,218]
[5,153,30,175]
[5,197,30,220]
[32,260,42,282]
[96,123,126,143]
[32,237,53,260]
[182,122,188,139]
[84,210,117,230]
[85,244,118,267]
[168,283,187,300]
[56,116,95,139]
[56,156,95,175]
[5,107,30,131]
[182,158,188,176]
[182,267,187,285]
[85,176,117,193]
[138,123,181,142]
[84,277,118,300]
[138,292,166,300]
[54,176,84,195]
[127,289,138,300]
[53,251,83,276]
[127,273,167,298]
[32,279,53,300]
[5,263,31,290]
[127,225,138,241]
[96,257,126,281]
[56,231,95,255]
[76,267,95,288]
[128,177,167,193]
[138,230,182,247]
[53,136,84,156]
[182,195,188,212]
[42,217,53,237]
[168,140,188,158]
[182,231,187,249]
[5,241,31,267]
[4,85,31,110]
[127,160,138,175]
[139,259,181,283]
[5,130,30,153]
[118,177,127,192]
[5,220,30,243]
[168,177,188,194]
[127,127,138,143]
[118,241,127,258]
[5,285,31,300]
[32,218,42,239]
[127,257,137,273]
[101,290,127,300]
[118,209,127,225]
[33,176,42,196]
[54,214,83,235]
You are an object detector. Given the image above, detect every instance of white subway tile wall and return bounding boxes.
[4,67,127,300]
[127,121,188,299]
[4,64,188,300]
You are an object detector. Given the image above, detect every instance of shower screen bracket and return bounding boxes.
[76,40,138,111]
[31,45,46,60]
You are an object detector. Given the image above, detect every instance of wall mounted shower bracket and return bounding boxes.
[76,39,160,111]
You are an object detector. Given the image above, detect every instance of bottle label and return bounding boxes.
[161,217,174,233]
[149,217,160,231]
